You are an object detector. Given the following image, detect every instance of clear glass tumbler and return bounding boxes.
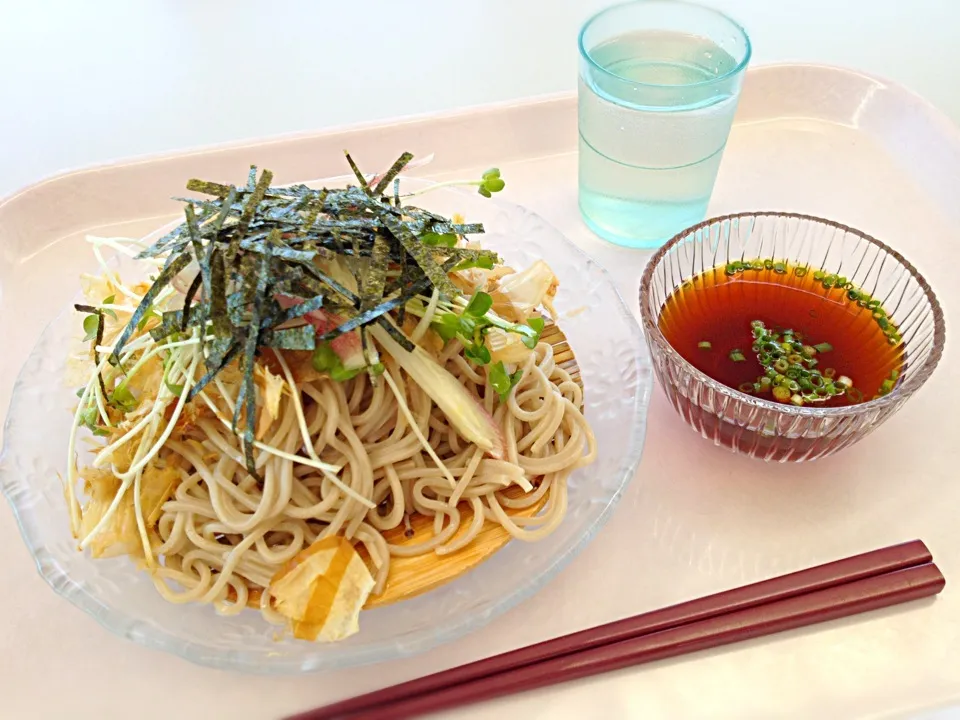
[578,0,751,249]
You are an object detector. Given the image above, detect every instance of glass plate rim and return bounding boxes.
[0,181,653,673]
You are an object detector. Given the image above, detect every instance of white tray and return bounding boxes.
[2,64,959,720]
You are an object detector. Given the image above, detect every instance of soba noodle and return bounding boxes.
[67,160,598,639]
[109,337,593,620]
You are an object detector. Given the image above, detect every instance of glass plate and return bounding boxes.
[0,180,652,673]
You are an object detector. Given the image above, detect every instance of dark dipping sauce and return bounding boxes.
[658,263,904,407]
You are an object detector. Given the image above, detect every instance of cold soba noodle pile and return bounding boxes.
[66,154,596,642]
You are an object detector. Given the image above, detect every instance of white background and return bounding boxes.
[2,2,959,719]
[1,0,958,197]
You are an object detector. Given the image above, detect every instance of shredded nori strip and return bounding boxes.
[343,151,371,194]
[378,211,457,297]
[428,222,485,235]
[277,293,325,323]
[114,152,503,460]
[151,303,210,342]
[372,151,413,196]
[376,317,415,352]
[208,247,230,340]
[233,168,274,255]
[442,246,500,265]
[111,252,192,362]
[317,267,446,341]
[187,340,240,401]
[259,325,316,350]
[361,235,390,311]
[240,237,316,263]
[186,179,233,198]
[180,272,203,332]
[234,233,276,480]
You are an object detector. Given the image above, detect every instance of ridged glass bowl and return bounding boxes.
[639,212,945,462]
[0,182,652,673]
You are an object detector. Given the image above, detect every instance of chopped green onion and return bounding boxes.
[738,382,755,393]
[772,385,791,402]
[698,341,712,350]
[729,349,746,362]
[742,319,866,408]
[847,387,864,403]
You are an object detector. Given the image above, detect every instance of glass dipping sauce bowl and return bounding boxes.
[639,212,946,462]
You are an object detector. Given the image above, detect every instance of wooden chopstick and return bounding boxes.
[343,562,944,719]
[288,540,934,720]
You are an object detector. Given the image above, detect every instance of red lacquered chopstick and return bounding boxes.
[344,562,944,719]
[289,540,933,720]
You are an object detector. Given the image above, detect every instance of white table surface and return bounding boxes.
[2,2,959,719]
